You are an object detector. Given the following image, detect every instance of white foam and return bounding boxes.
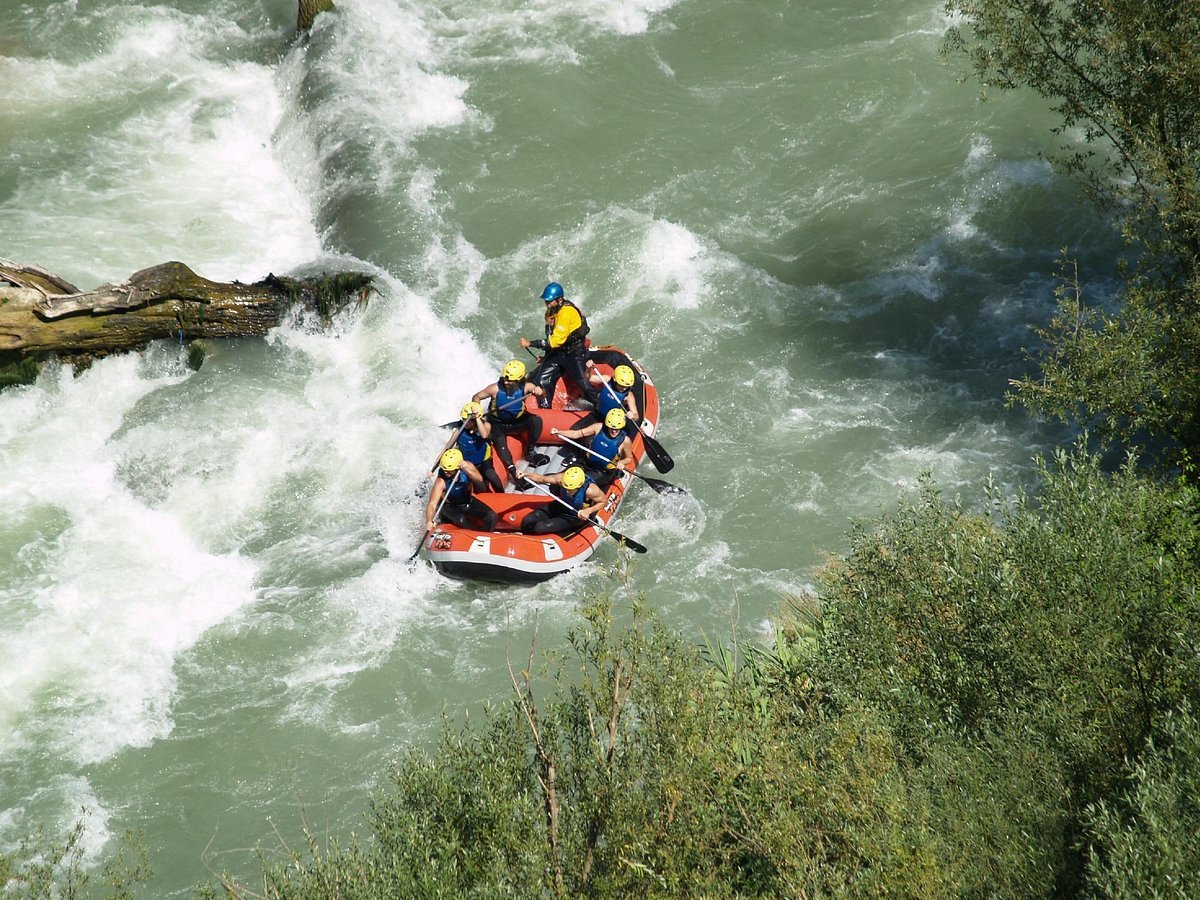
[588,0,679,35]
[0,357,259,766]
[300,0,475,179]
[426,0,681,62]
[945,133,1052,247]
[630,220,714,309]
[0,778,112,865]
[0,8,320,286]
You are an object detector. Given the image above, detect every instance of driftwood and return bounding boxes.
[0,258,373,387]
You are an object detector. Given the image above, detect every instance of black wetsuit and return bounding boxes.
[531,300,599,408]
[436,469,498,531]
[487,380,544,474]
[520,478,594,535]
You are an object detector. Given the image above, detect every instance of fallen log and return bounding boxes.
[0,259,373,388]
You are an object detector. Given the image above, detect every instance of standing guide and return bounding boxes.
[519,282,600,409]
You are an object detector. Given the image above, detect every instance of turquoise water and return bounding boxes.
[1,0,1116,892]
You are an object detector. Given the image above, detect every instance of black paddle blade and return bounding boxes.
[406,526,434,566]
[587,517,648,554]
[641,476,687,495]
[607,529,648,554]
[641,433,674,473]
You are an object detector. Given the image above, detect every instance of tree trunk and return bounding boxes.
[298,0,335,31]
[0,259,372,386]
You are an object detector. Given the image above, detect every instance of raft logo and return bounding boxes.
[432,531,452,549]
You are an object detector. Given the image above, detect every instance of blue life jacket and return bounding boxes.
[457,427,492,467]
[439,469,471,505]
[586,428,624,469]
[553,476,593,510]
[493,381,526,422]
[596,383,629,419]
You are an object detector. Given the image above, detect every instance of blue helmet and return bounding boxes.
[540,282,564,302]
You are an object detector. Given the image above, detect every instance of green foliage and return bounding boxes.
[1084,704,1200,898]
[186,339,210,371]
[1011,260,1200,459]
[946,1,1200,461]
[224,446,1200,898]
[943,0,1200,274]
[814,444,1200,892]
[0,819,151,899]
[0,355,41,390]
[237,596,956,898]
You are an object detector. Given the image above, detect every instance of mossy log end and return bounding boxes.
[0,259,373,386]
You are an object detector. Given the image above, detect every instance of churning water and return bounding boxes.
[0,0,1115,891]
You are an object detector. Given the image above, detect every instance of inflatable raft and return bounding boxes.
[419,346,660,583]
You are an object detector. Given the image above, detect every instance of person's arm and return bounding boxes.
[424,479,445,532]
[612,437,635,470]
[551,422,600,440]
[580,483,607,518]
[460,460,485,490]
[472,383,497,404]
[474,414,491,440]
[523,380,545,398]
[546,304,581,349]
[624,391,640,422]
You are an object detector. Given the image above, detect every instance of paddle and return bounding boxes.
[407,470,461,565]
[552,430,688,496]
[595,373,674,473]
[431,419,469,471]
[438,390,535,429]
[519,477,648,554]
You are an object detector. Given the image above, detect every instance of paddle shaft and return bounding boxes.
[408,470,461,563]
[552,430,686,495]
[596,372,674,473]
[522,478,648,554]
[438,385,540,429]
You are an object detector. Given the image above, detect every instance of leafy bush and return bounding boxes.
[1084,704,1200,898]
[222,445,1200,898]
[813,443,1200,892]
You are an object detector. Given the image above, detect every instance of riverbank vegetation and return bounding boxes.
[217,447,1199,897]
[946,0,1200,465]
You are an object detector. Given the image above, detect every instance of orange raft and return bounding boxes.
[419,346,660,583]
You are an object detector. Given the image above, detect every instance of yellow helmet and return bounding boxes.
[613,365,635,388]
[501,359,526,381]
[439,448,463,473]
[561,466,586,491]
[460,401,483,420]
[604,408,627,430]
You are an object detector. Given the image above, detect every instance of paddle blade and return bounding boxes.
[406,526,433,566]
[585,515,648,554]
[642,476,688,495]
[641,433,674,473]
[609,530,649,554]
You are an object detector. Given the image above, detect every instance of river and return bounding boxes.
[0,0,1115,893]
